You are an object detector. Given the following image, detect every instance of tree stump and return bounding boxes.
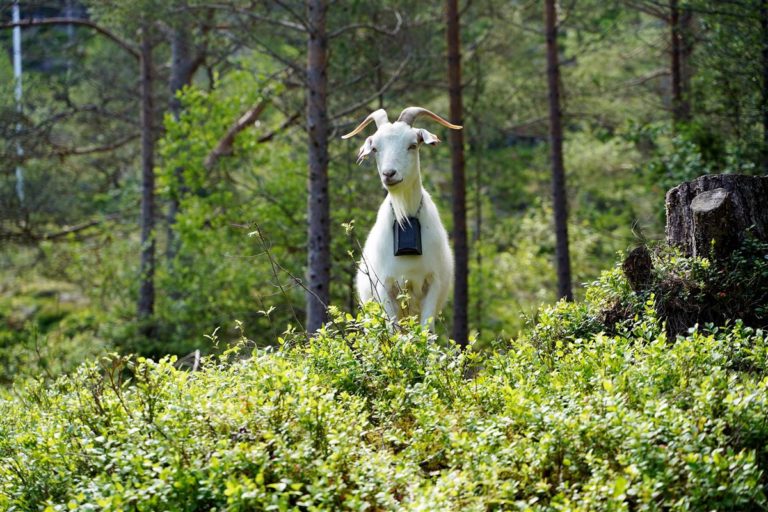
[665,174,768,259]
[622,246,652,292]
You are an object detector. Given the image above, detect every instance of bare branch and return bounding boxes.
[0,18,139,59]
[43,214,121,241]
[624,0,750,20]
[272,0,311,32]
[328,11,403,39]
[250,223,308,337]
[210,18,303,31]
[1,213,122,244]
[217,28,305,76]
[49,134,140,157]
[204,100,270,169]
[331,54,412,122]
[190,3,307,32]
[257,111,301,143]
[622,68,668,88]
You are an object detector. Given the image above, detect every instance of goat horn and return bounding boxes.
[397,107,462,130]
[340,109,390,139]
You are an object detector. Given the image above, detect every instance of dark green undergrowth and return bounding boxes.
[2,244,768,511]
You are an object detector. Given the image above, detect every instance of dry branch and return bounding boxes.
[204,100,269,170]
[0,18,139,59]
[49,134,140,157]
[1,213,122,244]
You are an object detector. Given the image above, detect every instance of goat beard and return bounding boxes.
[389,195,413,228]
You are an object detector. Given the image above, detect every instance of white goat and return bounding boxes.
[342,107,461,328]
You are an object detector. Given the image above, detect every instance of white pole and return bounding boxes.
[12,1,24,204]
[65,0,75,39]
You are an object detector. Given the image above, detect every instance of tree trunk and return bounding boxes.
[666,174,768,259]
[446,0,468,347]
[166,24,193,262]
[761,0,768,173]
[680,7,693,117]
[544,0,573,301]
[670,0,681,122]
[473,129,483,339]
[138,25,156,325]
[622,246,652,292]
[670,0,691,125]
[306,0,331,332]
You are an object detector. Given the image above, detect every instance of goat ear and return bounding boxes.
[417,129,441,146]
[356,137,374,164]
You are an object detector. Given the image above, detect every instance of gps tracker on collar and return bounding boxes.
[393,218,422,256]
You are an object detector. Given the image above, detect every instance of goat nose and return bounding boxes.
[383,169,397,178]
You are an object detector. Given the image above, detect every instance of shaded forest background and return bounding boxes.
[1,0,767,380]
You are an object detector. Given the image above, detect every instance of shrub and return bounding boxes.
[1,303,767,511]
[605,238,768,338]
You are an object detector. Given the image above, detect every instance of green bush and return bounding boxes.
[1,299,767,510]
[614,239,767,338]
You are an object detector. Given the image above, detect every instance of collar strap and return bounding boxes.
[390,194,424,217]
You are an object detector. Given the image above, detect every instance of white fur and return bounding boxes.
[352,117,454,329]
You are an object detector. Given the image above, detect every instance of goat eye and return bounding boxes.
[408,143,417,150]
[371,147,377,153]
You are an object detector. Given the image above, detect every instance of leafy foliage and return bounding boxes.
[2,2,768,507]
[2,275,768,510]
[589,238,768,339]
[152,67,307,353]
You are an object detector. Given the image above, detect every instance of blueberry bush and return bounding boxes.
[2,284,768,510]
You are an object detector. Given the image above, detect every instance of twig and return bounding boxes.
[272,0,311,32]
[49,134,140,157]
[250,224,309,339]
[328,11,403,38]
[192,3,307,32]
[0,18,139,59]
[257,111,301,143]
[1,213,123,243]
[331,54,412,122]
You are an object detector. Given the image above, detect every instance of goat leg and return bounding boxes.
[377,280,400,324]
[419,277,441,331]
